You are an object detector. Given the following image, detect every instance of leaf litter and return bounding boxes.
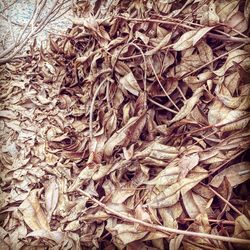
[0,0,250,249]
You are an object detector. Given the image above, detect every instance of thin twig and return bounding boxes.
[148,97,178,114]
[116,16,195,30]
[149,58,179,111]
[181,43,246,79]
[208,186,243,216]
[180,218,235,225]
[89,78,110,140]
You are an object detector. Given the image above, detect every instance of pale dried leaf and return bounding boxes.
[19,189,50,231]
[210,162,250,188]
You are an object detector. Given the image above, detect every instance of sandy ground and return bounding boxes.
[0,0,72,54]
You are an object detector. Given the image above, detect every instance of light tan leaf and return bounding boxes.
[180,167,208,195]
[145,183,181,208]
[65,220,81,231]
[0,110,17,119]
[224,72,241,95]
[145,167,208,208]
[210,162,250,188]
[217,92,250,111]
[92,164,112,181]
[169,235,184,250]
[173,30,197,51]
[245,0,250,21]
[44,177,59,222]
[216,110,250,131]
[134,142,180,160]
[234,214,250,239]
[197,41,214,66]
[119,72,142,96]
[169,86,204,124]
[208,100,231,125]
[226,11,248,33]
[192,27,214,46]
[182,191,208,218]
[135,204,152,223]
[111,186,136,204]
[179,153,200,178]
[216,0,239,22]
[135,31,149,45]
[146,32,172,56]
[103,113,146,157]
[106,219,147,247]
[68,166,97,192]
[145,160,180,186]
[199,3,220,25]
[19,189,50,231]
[214,50,249,76]
[158,202,182,228]
[27,230,64,244]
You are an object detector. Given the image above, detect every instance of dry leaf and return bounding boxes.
[179,153,200,178]
[210,162,250,188]
[214,50,249,76]
[44,177,59,222]
[19,189,50,231]
[119,72,142,96]
[173,30,197,51]
[104,113,146,157]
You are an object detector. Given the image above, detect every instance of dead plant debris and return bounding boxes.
[0,0,250,249]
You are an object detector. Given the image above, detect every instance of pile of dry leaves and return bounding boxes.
[0,0,250,249]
